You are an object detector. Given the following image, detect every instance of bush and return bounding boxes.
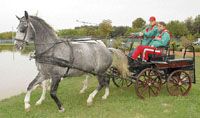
[180,36,192,47]
[112,37,123,49]
[194,46,200,52]
[0,32,15,39]
[186,34,195,41]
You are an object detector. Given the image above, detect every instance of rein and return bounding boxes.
[28,21,75,75]
[35,55,115,78]
[33,39,75,76]
[17,19,109,77]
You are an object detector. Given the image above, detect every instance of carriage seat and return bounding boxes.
[148,45,174,62]
[151,58,193,64]
[166,58,193,63]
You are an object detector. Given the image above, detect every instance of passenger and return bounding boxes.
[131,21,170,61]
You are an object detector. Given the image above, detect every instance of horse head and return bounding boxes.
[15,11,35,50]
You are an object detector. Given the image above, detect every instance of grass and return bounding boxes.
[0,58,200,118]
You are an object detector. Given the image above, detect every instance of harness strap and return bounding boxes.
[36,56,103,77]
[61,39,74,76]
[29,21,36,35]
[34,43,57,58]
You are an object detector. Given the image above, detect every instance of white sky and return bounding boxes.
[0,0,200,32]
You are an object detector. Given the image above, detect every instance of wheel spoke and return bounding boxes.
[148,87,151,97]
[121,79,124,86]
[174,85,181,95]
[150,86,158,96]
[138,79,145,85]
[180,86,184,94]
[171,76,178,83]
[138,84,148,91]
[151,85,160,92]
[167,70,192,96]
[169,79,178,85]
[136,68,162,99]
[139,85,149,94]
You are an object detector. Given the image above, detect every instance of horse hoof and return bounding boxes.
[35,101,42,106]
[79,90,85,94]
[102,96,107,100]
[25,103,31,112]
[25,107,30,112]
[59,107,65,113]
[87,101,93,106]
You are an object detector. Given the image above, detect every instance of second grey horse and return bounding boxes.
[15,11,112,112]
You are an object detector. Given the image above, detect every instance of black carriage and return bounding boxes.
[110,40,196,99]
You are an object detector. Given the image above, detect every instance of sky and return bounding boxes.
[0,0,200,32]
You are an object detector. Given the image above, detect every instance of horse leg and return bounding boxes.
[24,73,43,111]
[87,75,104,106]
[35,79,48,105]
[102,78,110,100]
[50,75,64,112]
[80,75,90,94]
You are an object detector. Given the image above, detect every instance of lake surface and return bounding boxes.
[0,51,38,100]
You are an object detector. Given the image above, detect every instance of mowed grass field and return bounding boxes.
[0,56,200,118]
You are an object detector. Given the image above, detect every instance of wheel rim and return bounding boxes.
[112,77,132,87]
[167,70,192,96]
[111,67,132,87]
[136,68,162,99]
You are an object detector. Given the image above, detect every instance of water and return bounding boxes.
[0,51,38,100]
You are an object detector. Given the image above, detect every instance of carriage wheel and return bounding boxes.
[111,67,132,87]
[167,70,192,96]
[135,68,162,99]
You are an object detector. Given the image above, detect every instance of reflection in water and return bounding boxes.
[0,51,38,100]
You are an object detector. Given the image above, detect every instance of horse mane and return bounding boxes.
[29,16,57,38]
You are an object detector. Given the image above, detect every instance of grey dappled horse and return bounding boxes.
[28,40,106,106]
[15,11,112,112]
[33,47,130,107]
[30,42,105,107]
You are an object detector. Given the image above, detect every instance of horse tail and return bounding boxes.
[96,40,106,47]
[108,48,130,78]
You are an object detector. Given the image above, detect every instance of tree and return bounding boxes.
[186,34,195,41]
[167,20,189,38]
[180,36,192,47]
[132,18,146,30]
[184,17,194,34]
[110,26,129,38]
[57,29,79,38]
[193,15,200,35]
[0,32,15,39]
[75,26,98,36]
[98,19,112,38]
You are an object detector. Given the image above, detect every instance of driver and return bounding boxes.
[130,16,158,46]
[131,21,170,61]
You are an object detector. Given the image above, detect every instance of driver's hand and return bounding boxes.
[129,33,135,38]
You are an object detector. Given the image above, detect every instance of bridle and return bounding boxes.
[15,18,75,75]
[15,19,36,44]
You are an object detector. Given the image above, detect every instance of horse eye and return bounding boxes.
[24,24,28,27]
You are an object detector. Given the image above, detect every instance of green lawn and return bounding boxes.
[0,57,200,118]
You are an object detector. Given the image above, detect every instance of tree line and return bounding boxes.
[0,32,15,39]
[1,15,199,41]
